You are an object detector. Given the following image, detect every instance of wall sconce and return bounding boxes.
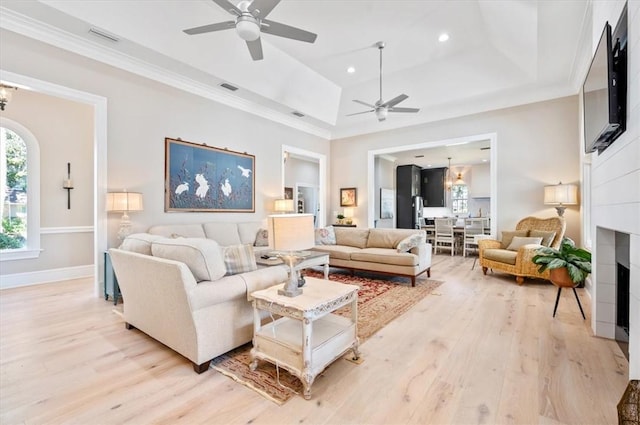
[544,182,578,217]
[0,84,18,111]
[274,198,294,213]
[62,162,73,209]
[106,191,144,240]
[454,172,465,185]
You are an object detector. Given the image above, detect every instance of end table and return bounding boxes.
[249,277,360,399]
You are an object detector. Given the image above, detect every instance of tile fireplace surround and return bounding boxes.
[593,227,638,374]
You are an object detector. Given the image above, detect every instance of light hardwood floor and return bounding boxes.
[0,255,629,425]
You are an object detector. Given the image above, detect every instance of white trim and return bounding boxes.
[0,118,41,262]
[281,145,327,228]
[0,248,43,261]
[41,226,94,234]
[0,264,94,289]
[367,132,498,237]
[0,7,331,140]
[0,70,108,298]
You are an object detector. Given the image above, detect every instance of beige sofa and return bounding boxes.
[312,227,431,286]
[108,222,287,374]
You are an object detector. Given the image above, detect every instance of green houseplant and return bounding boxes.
[532,237,592,286]
[532,237,591,319]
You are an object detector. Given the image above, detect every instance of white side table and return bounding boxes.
[249,277,360,399]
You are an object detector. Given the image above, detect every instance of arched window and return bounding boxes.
[0,118,40,261]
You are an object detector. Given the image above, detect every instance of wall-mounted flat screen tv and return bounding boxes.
[583,8,627,155]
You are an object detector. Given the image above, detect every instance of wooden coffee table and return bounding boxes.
[249,277,360,399]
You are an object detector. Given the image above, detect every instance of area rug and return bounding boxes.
[210,270,443,405]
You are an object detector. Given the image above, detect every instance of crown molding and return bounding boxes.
[0,6,332,140]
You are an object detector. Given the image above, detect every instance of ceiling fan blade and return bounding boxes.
[389,107,420,113]
[246,39,264,61]
[183,21,235,35]
[211,0,242,16]
[346,110,374,116]
[382,94,408,108]
[261,19,317,43]
[353,99,376,108]
[248,0,280,18]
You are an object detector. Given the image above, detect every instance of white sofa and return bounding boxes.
[312,227,432,286]
[108,222,287,373]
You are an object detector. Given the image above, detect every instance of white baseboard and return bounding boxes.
[0,265,94,290]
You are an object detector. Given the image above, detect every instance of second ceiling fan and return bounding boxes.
[348,41,420,122]
[183,0,317,61]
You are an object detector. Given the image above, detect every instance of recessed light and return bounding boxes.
[438,33,449,42]
[347,66,356,74]
[482,159,488,162]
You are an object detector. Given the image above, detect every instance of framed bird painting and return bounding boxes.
[164,137,255,212]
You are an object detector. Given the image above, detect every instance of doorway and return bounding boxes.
[367,132,497,235]
[282,145,326,228]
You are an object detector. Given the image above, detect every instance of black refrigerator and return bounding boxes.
[396,165,424,228]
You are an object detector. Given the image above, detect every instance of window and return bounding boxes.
[0,118,40,261]
[451,184,468,214]
[1,128,27,249]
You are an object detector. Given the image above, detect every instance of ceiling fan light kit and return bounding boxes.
[183,0,317,61]
[348,41,420,122]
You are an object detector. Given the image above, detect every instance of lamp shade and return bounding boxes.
[544,183,578,205]
[268,214,314,252]
[343,207,354,218]
[106,192,144,212]
[274,198,294,213]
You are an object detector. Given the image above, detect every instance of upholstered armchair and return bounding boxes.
[478,216,566,284]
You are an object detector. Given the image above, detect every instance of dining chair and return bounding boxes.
[434,218,456,256]
[463,218,486,257]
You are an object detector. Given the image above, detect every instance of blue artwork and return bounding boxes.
[165,138,255,212]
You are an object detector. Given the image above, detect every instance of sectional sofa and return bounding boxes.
[108,222,286,373]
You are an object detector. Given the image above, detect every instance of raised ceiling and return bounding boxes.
[0,0,591,140]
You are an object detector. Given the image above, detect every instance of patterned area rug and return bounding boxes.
[210,269,443,405]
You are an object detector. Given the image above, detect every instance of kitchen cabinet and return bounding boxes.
[421,168,447,207]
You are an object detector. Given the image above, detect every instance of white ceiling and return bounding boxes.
[0,0,590,141]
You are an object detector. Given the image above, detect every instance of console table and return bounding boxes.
[249,277,360,399]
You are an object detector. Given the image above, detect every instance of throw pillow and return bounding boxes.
[254,228,269,247]
[223,244,258,275]
[314,226,336,245]
[500,230,529,249]
[506,236,543,251]
[529,230,556,247]
[151,238,226,282]
[396,232,426,252]
[119,233,165,255]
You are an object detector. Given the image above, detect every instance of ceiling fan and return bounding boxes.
[183,0,317,61]
[348,41,420,122]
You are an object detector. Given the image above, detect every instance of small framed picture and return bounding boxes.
[284,187,293,199]
[340,187,357,207]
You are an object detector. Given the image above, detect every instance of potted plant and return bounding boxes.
[336,214,345,224]
[532,237,592,287]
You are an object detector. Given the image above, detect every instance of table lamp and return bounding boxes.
[268,213,315,297]
[106,191,144,240]
[274,198,294,214]
[343,207,354,225]
[544,182,578,217]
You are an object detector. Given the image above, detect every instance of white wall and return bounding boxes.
[588,0,640,380]
[374,156,395,228]
[0,29,329,284]
[1,89,94,276]
[332,95,582,244]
